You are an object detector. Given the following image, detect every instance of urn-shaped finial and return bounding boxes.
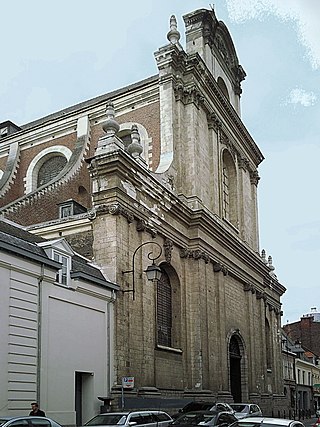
[268,255,275,271]
[127,124,143,158]
[261,249,268,264]
[167,15,180,44]
[102,102,120,136]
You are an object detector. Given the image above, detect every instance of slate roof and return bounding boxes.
[0,219,58,268]
[0,219,119,290]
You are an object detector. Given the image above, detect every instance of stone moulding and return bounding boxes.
[243,282,281,314]
[0,141,20,198]
[179,247,228,275]
[94,203,157,237]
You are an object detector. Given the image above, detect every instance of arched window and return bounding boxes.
[222,164,230,220]
[222,150,238,227]
[24,146,72,194]
[37,155,67,187]
[217,77,230,101]
[157,270,172,347]
[229,335,242,402]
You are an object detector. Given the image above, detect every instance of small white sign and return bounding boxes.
[122,376,134,389]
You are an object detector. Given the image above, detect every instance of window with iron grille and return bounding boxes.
[157,270,172,347]
[222,165,230,220]
[37,155,67,188]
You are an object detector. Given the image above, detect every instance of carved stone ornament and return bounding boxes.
[136,219,157,237]
[207,112,222,131]
[250,170,260,186]
[164,238,174,264]
[213,262,228,275]
[243,283,253,292]
[268,303,275,312]
[96,203,134,223]
[136,219,147,232]
[179,248,210,264]
[238,157,249,171]
[174,83,205,108]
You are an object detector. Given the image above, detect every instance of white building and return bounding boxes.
[0,219,119,426]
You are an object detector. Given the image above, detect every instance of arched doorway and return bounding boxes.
[229,336,242,402]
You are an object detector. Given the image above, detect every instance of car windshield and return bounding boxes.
[85,415,127,426]
[183,404,214,412]
[231,406,248,413]
[0,420,10,427]
[174,414,217,425]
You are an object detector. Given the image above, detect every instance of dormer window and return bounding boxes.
[58,200,87,219]
[37,238,74,288]
[53,251,70,286]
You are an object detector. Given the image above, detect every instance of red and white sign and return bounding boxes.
[122,376,134,389]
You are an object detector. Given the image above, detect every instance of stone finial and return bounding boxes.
[261,249,268,264]
[268,255,275,271]
[127,124,143,158]
[102,102,120,136]
[167,15,180,44]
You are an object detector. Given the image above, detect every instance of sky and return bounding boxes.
[1,0,319,324]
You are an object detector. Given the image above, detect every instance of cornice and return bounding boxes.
[88,150,285,297]
[91,198,283,306]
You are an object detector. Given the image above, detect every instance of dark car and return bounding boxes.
[171,410,237,427]
[172,403,234,420]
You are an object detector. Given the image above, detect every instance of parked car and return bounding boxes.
[171,410,237,427]
[0,416,62,427]
[172,402,234,419]
[229,404,262,419]
[313,417,320,427]
[228,417,305,427]
[84,411,173,427]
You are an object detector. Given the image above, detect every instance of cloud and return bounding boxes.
[225,0,320,69]
[284,88,317,107]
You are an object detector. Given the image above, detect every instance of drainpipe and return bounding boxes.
[106,291,116,398]
[36,264,44,404]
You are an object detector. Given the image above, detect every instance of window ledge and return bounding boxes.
[156,345,182,354]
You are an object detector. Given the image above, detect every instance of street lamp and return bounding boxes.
[122,241,162,300]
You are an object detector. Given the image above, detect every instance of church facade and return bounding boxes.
[0,9,286,415]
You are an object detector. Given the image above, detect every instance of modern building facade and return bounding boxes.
[0,8,287,415]
[284,309,320,357]
[0,219,118,425]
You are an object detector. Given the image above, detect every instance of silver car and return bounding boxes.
[84,411,173,427]
[0,417,63,427]
[229,405,262,420]
[229,417,305,427]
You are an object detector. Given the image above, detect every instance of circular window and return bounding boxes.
[37,156,67,187]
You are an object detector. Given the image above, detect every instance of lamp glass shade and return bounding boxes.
[145,264,162,281]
